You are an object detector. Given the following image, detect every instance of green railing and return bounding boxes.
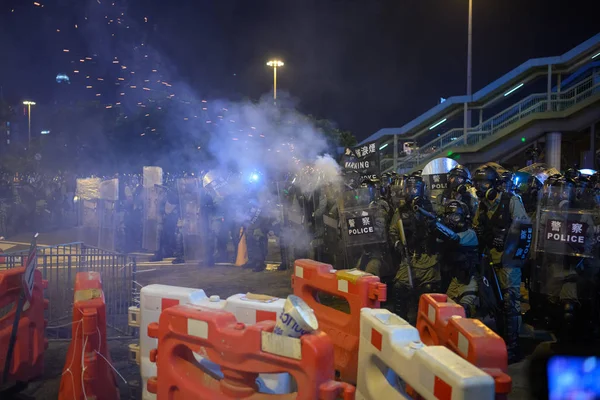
[385,71,600,173]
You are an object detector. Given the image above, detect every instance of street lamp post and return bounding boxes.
[23,100,36,148]
[266,60,284,104]
[463,0,473,143]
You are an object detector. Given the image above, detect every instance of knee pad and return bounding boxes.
[421,283,440,294]
[562,300,578,325]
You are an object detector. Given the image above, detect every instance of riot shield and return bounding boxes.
[501,216,533,268]
[339,187,390,273]
[98,178,119,251]
[532,182,597,304]
[421,157,460,214]
[177,177,204,262]
[142,167,163,252]
[275,181,310,268]
[76,178,101,247]
[518,163,559,184]
[339,188,388,246]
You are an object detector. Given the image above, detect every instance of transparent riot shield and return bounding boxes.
[142,167,163,252]
[532,183,597,305]
[338,187,389,272]
[177,177,204,262]
[97,178,119,251]
[76,178,101,247]
[421,157,460,214]
[340,188,387,247]
[280,184,311,266]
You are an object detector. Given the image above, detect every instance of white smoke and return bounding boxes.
[200,93,344,202]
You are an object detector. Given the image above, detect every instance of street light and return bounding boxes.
[463,0,473,143]
[266,60,284,104]
[23,100,36,147]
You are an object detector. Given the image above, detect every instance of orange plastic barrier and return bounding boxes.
[0,267,48,384]
[291,259,386,384]
[416,294,512,398]
[147,305,355,400]
[58,272,119,400]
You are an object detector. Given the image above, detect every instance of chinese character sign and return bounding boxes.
[346,215,374,236]
[426,173,448,191]
[343,209,385,246]
[513,225,533,260]
[341,141,380,181]
[544,219,589,255]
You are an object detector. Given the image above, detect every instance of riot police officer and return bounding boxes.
[152,187,182,263]
[438,200,480,317]
[439,166,478,223]
[532,176,598,342]
[473,164,529,363]
[354,178,394,281]
[312,178,341,267]
[242,184,279,272]
[390,173,441,323]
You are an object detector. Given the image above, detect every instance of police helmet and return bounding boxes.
[448,166,471,192]
[443,200,470,233]
[403,175,425,200]
[564,168,581,182]
[548,176,576,208]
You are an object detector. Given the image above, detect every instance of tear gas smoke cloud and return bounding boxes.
[73,0,343,249]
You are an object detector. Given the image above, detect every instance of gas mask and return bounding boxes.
[443,200,469,233]
[474,180,498,201]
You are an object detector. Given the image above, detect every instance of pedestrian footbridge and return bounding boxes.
[365,33,600,173]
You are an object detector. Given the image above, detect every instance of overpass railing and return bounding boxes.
[385,71,600,173]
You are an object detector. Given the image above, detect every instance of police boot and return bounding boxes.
[252,263,267,272]
[172,229,185,264]
[556,300,578,343]
[505,314,522,364]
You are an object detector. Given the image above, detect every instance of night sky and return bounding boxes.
[0,0,598,141]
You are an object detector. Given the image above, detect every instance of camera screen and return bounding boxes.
[548,356,600,400]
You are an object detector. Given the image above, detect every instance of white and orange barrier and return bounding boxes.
[0,267,48,386]
[356,308,495,400]
[292,259,386,384]
[147,305,355,399]
[416,294,512,398]
[58,272,119,400]
[139,284,289,400]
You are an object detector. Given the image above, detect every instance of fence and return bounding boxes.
[387,70,600,173]
[1,242,137,340]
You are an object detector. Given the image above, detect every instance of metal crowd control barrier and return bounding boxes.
[0,242,137,340]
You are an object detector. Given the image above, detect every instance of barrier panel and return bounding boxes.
[147,305,355,400]
[0,267,48,385]
[356,308,495,400]
[58,272,119,400]
[139,284,289,400]
[416,294,512,398]
[292,259,386,384]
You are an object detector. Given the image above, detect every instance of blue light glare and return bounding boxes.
[249,173,260,182]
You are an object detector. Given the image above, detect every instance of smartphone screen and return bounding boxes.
[548,356,600,400]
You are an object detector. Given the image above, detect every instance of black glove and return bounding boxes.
[492,236,505,251]
[474,225,484,239]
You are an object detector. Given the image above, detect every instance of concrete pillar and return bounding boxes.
[393,134,398,172]
[546,131,562,171]
[546,64,552,111]
[592,123,596,154]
